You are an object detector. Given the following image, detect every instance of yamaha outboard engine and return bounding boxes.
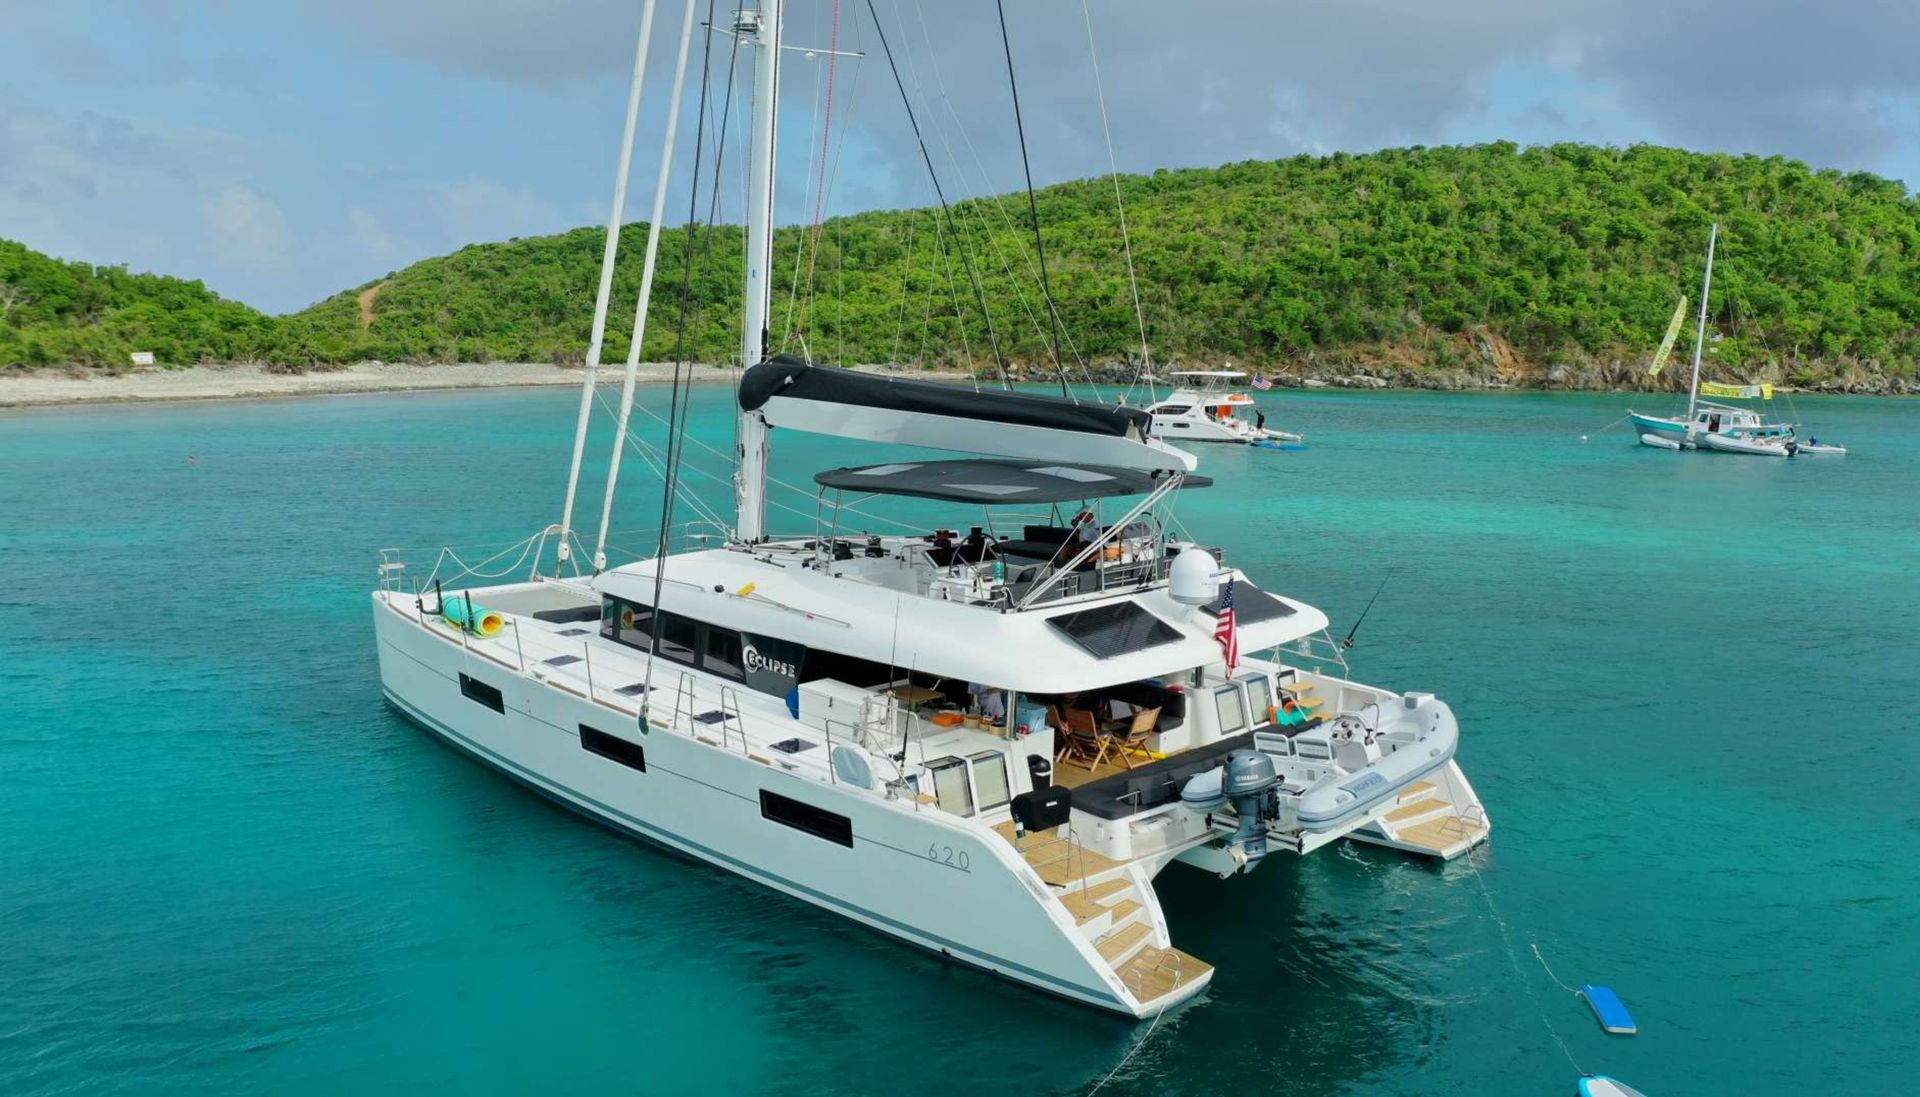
[1180,749,1282,872]
[1222,749,1281,868]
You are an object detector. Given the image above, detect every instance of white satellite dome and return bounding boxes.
[1169,548,1222,606]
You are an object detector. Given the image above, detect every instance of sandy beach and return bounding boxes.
[0,361,968,409]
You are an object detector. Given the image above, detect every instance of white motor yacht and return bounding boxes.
[1143,371,1303,447]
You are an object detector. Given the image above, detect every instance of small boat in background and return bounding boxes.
[1144,370,1304,447]
[1699,431,1791,457]
[1628,224,1845,457]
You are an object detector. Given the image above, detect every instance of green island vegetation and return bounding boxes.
[5,143,1919,391]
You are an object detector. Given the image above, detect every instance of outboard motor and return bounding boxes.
[1179,749,1282,872]
[1222,749,1281,868]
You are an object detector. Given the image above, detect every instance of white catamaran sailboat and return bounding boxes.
[1143,370,1303,447]
[371,1,1488,1018]
[1629,224,1845,456]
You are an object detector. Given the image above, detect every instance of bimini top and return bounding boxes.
[814,459,1210,505]
[1166,370,1246,378]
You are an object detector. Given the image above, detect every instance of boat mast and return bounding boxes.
[1685,222,1718,421]
[591,0,700,573]
[555,1,660,575]
[734,0,781,544]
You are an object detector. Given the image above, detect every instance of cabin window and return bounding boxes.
[759,789,853,847]
[580,723,646,771]
[656,613,697,664]
[1214,683,1250,735]
[604,598,655,649]
[969,751,1011,811]
[1158,404,1191,416]
[701,627,745,681]
[928,756,974,817]
[459,673,504,713]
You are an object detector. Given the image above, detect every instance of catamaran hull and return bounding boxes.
[371,596,1190,1017]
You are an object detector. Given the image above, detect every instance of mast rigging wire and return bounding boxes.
[641,0,723,718]
[1080,0,1153,392]
[863,0,1010,388]
[993,0,1070,400]
[795,0,844,338]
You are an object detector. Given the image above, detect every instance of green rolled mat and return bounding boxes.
[442,595,505,638]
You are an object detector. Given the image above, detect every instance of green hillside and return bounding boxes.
[0,239,274,369]
[10,143,1920,388]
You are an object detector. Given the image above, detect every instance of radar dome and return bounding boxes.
[1169,548,1222,606]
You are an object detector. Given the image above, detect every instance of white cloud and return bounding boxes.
[201,185,292,270]
[348,206,401,263]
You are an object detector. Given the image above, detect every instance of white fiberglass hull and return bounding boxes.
[371,593,1193,1017]
[1699,433,1790,457]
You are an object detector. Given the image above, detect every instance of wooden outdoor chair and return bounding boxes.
[1058,707,1111,770]
[1110,706,1160,770]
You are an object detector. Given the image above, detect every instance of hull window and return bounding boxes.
[580,724,646,772]
[760,790,854,847]
[459,673,504,714]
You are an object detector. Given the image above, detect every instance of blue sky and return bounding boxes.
[4,0,1918,315]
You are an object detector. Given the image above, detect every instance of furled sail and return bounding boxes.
[739,356,1197,472]
[1647,295,1688,377]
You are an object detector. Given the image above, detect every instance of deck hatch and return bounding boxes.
[1046,602,1183,659]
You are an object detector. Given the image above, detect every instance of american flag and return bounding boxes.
[1250,374,1274,391]
[1215,577,1239,671]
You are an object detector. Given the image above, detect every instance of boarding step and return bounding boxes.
[993,822,1128,887]
[1095,919,1153,965]
[1065,877,1147,939]
[1115,945,1214,1008]
[1397,780,1437,805]
[1381,797,1449,827]
[1349,813,1489,861]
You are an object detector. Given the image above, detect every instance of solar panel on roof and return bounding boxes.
[1202,582,1296,625]
[1047,602,1184,660]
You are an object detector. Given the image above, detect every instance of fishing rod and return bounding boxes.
[1341,570,1395,650]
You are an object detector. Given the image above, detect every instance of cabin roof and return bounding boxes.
[594,548,1328,693]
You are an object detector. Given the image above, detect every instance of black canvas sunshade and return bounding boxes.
[740,355,1154,438]
[814,459,1210,505]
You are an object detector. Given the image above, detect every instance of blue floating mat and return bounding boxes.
[1251,440,1307,451]
[1578,985,1638,1035]
[1578,1075,1649,1097]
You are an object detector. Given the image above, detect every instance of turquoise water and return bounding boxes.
[3,386,1917,1095]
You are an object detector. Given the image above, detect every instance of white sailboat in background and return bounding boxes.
[369,0,1490,1018]
[1629,223,1845,456]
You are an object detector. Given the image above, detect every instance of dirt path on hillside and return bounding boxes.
[356,282,386,330]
